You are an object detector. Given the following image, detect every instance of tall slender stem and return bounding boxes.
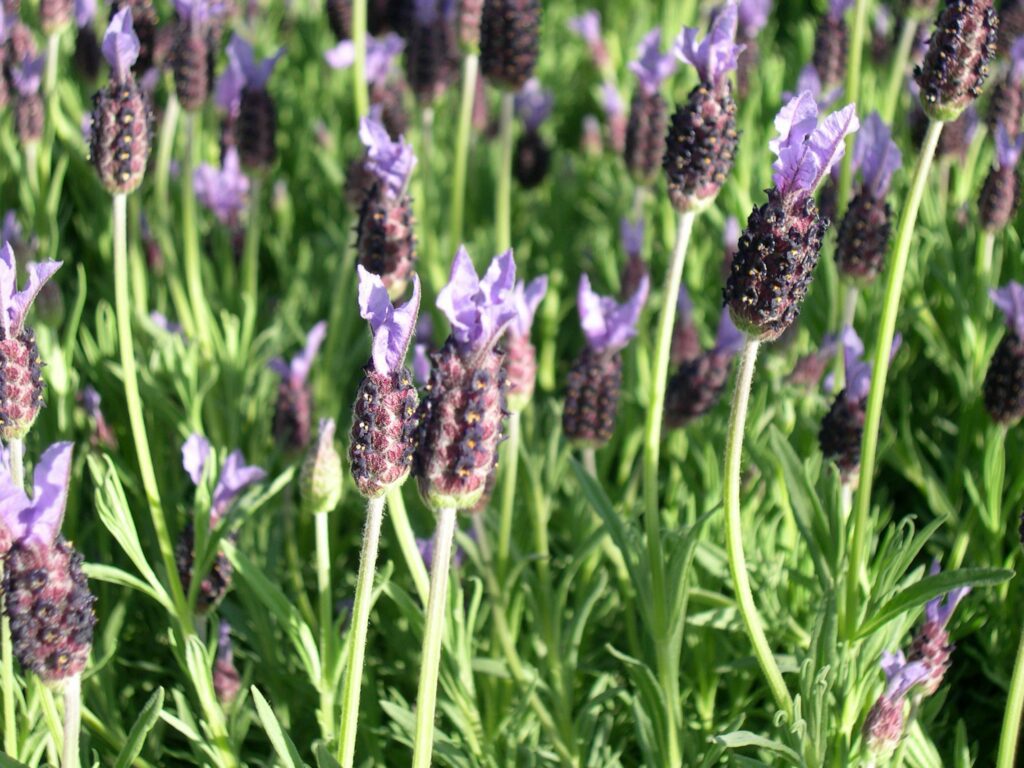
[411,506,457,768]
[976,229,995,279]
[241,177,264,352]
[831,284,860,389]
[155,94,181,222]
[847,119,943,638]
[316,511,335,744]
[496,410,521,578]
[386,488,430,605]
[352,0,369,120]
[2,440,21,756]
[836,0,869,218]
[496,93,515,253]
[182,116,213,352]
[882,20,919,124]
[338,496,386,767]
[997,623,1024,768]
[724,338,793,719]
[450,53,479,248]
[61,674,81,768]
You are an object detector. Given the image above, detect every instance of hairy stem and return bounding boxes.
[61,674,81,768]
[997,622,1024,768]
[316,512,335,744]
[386,488,430,605]
[496,410,521,578]
[241,177,264,353]
[352,0,369,120]
[182,115,213,352]
[1,440,21,756]
[976,229,995,280]
[450,53,479,248]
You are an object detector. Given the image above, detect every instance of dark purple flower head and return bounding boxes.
[216,35,283,114]
[102,7,140,83]
[359,117,417,200]
[995,124,1024,169]
[991,281,1024,338]
[0,442,73,550]
[75,0,96,28]
[567,10,601,47]
[357,266,421,374]
[737,0,771,38]
[577,272,649,355]
[11,53,44,96]
[413,0,452,26]
[770,91,859,198]
[620,217,644,258]
[924,560,971,629]
[436,246,518,358]
[509,276,547,339]
[81,385,102,418]
[0,242,62,338]
[269,321,328,387]
[828,0,853,21]
[325,32,404,86]
[1012,36,1024,84]
[837,325,901,402]
[853,111,901,199]
[713,306,745,355]
[675,2,744,87]
[601,81,623,117]
[630,28,677,96]
[182,434,266,521]
[194,147,249,226]
[515,78,553,132]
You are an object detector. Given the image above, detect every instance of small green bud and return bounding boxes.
[300,418,343,515]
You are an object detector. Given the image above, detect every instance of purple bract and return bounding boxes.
[770,91,859,198]
[991,281,1024,338]
[852,112,901,200]
[629,28,676,96]
[0,442,74,550]
[269,321,328,388]
[436,246,518,359]
[0,242,62,338]
[674,2,744,87]
[101,7,140,83]
[577,272,649,355]
[357,266,421,374]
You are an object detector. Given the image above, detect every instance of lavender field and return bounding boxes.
[1,0,1023,765]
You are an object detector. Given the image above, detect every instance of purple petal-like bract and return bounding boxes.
[771,91,859,197]
[217,35,282,114]
[76,0,96,28]
[1,442,74,547]
[11,54,45,96]
[601,81,623,117]
[515,78,553,131]
[212,450,266,520]
[193,147,249,226]
[620,216,644,257]
[357,266,421,374]
[269,321,328,385]
[567,10,601,47]
[325,33,404,86]
[995,124,1024,168]
[923,561,971,629]
[737,0,771,37]
[359,117,417,199]
[436,246,518,358]
[577,273,649,355]
[629,28,677,96]
[841,325,901,402]
[182,434,212,486]
[713,307,745,355]
[853,112,901,199]
[674,2,744,86]
[509,276,548,338]
[0,242,62,337]
[1012,36,1024,84]
[102,8,140,83]
[991,281,1024,339]
[880,651,928,699]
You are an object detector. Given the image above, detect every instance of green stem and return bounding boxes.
[61,674,81,768]
[836,0,869,218]
[386,488,430,605]
[1,438,21,757]
[338,496,386,767]
[997,622,1024,768]
[496,93,515,253]
[316,511,335,744]
[724,338,793,719]
[831,283,860,389]
[846,119,943,639]
[241,177,264,353]
[182,116,213,353]
[411,506,457,768]
[450,53,479,248]
[976,229,995,279]
[496,410,521,579]
[352,0,369,120]
[882,20,919,124]
[155,94,181,224]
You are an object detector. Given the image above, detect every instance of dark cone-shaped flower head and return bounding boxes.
[269,321,327,450]
[405,1,459,103]
[862,653,929,762]
[813,0,852,91]
[416,248,516,510]
[512,78,552,187]
[301,418,344,514]
[480,0,540,90]
[664,6,743,211]
[458,0,484,50]
[74,24,104,83]
[915,0,998,122]
[979,124,1024,230]
[171,1,219,112]
[725,93,859,341]
[11,54,45,144]
[984,281,1024,423]
[213,620,242,705]
[350,269,420,498]
[905,562,970,697]
[624,29,675,184]
[665,307,744,428]
[326,0,353,39]
[836,112,901,284]
[505,275,547,412]
[220,35,283,169]
[986,37,1024,133]
[563,274,649,447]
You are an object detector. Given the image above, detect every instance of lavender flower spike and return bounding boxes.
[357,266,421,374]
[11,54,44,96]
[577,273,649,355]
[841,325,901,403]
[862,651,929,761]
[991,281,1024,338]
[359,117,417,200]
[674,2,744,87]
[193,147,249,227]
[630,28,677,95]
[515,78,553,132]
[771,91,860,199]
[0,242,62,337]
[0,442,74,551]
[853,111,901,200]
[101,7,140,83]
[436,246,518,360]
[227,34,283,90]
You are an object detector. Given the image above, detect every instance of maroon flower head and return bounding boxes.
[213,620,241,705]
[905,561,970,697]
[219,35,283,168]
[984,281,1024,423]
[480,0,540,90]
[813,0,852,91]
[986,35,1024,134]
[624,28,674,183]
[862,652,929,761]
[269,321,327,450]
[405,0,458,103]
[11,53,44,143]
[979,124,1024,230]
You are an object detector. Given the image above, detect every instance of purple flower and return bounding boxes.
[269,321,328,388]
[991,281,1024,338]
[81,385,102,417]
[713,307,745,355]
[412,343,431,385]
[325,32,404,86]
[182,434,266,521]
[359,117,417,200]
[674,2,744,87]
[102,7,140,83]
[836,325,901,402]
[0,242,62,338]
[923,560,971,629]
[75,0,96,28]
[852,112,901,199]
[11,53,44,95]
[567,10,602,47]
[150,311,185,335]
[357,266,421,374]
[995,124,1024,169]
[173,0,223,28]
[784,63,840,109]
[577,273,649,355]
[879,650,928,701]
[436,246,518,358]
[629,28,677,96]
[216,35,283,114]
[193,147,249,226]
[770,91,860,198]
[0,442,74,550]
[600,81,623,117]
[676,284,693,323]
[514,78,553,132]
[508,276,547,339]
[828,0,853,21]
[2,212,24,253]
[620,217,644,258]
[1011,36,1024,84]
[737,0,771,38]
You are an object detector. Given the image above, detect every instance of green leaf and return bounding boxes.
[714,731,802,766]
[314,743,341,768]
[113,688,165,768]
[83,564,171,612]
[0,754,32,768]
[857,567,1014,639]
[252,686,309,768]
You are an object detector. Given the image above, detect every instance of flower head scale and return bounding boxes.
[269,321,328,388]
[737,0,771,38]
[771,91,860,198]
[577,273,649,355]
[193,147,249,226]
[508,276,547,339]
[325,32,405,86]
[514,78,553,132]
[0,242,62,338]
[11,53,44,96]
[436,246,518,359]
[621,217,644,258]
[674,2,744,88]
[357,267,421,374]
[358,117,417,200]
[101,7,140,83]
[0,442,73,552]
[995,123,1024,168]
[991,281,1024,338]
[853,111,901,199]
[181,434,266,521]
[629,28,677,96]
